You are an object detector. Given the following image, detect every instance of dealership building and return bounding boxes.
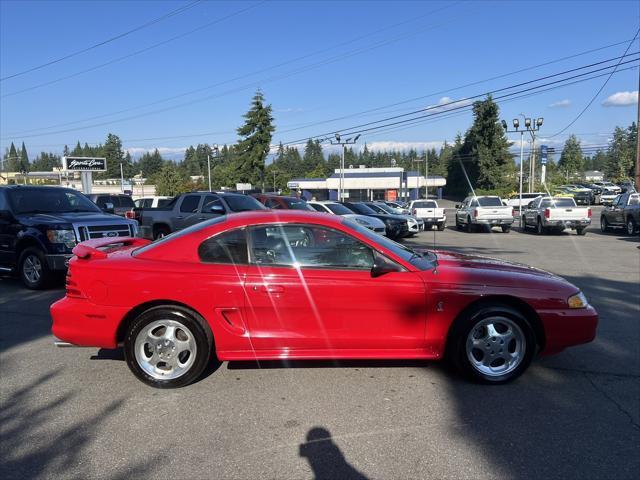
[287,166,446,201]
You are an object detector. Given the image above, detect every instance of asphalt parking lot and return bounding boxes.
[1,205,638,480]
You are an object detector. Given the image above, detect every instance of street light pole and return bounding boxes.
[330,134,360,201]
[208,144,219,192]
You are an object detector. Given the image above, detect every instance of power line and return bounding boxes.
[0,1,264,98]
[546,27,640,138]
[0,1,202,81]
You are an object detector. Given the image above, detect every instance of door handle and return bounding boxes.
[176,216,184,219]
[255,285,285,294]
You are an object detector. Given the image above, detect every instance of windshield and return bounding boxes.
[477,197,503,207]
[223,195,267,212]
[283,198,314,211]
[371,203,396,214]
[8,188,101,214]
[325,203,353,215]
[342,218,436,270]
[347,203,377,215]
[413,201,437,208]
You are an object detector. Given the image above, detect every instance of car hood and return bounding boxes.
[17,211,130,225]
[344,214,385,227]
[432,250,558,277]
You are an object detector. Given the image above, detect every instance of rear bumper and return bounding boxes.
[50,296,128,348]
[420,216,446,224]
[539,305,598,355]
[473,218,513,225]
[543,219,591,228]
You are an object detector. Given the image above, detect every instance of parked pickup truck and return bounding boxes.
[137,191,266,240]
[0,185,137,289]
[600,192,640,235]
[455,196,514,233]
[521,196,591,235]
[408,199,446,230]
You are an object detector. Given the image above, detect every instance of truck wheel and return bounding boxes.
[153,225,171,240]
[455,218,462,230]
[600,216,609,233]
[536,218,545,235]
[576,227,587,236]
[466,217,474,233]
[437,222,446,231]
[521,216,528,231]
[19,247,51,290]
[501,225,511,233]
[627,217,637,235]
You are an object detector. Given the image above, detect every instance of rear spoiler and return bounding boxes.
[72,237,151,260]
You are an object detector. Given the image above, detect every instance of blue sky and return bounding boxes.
[1,0,638,160]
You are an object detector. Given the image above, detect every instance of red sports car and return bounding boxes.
[51,210,598,388]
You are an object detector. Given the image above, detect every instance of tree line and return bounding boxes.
[2,90,637,197]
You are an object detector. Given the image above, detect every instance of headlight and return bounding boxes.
[46,229,77,248]
[354,217,369,226]
[567,291,588,309]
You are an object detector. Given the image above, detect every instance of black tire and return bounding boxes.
[576,227,586,236]
[437,222,446,231]
[600,216,609,233]
[501,225,511,233]
[447,303,536,384]
[536,218,545,235]
[521,216,528,231]
[153,225,171,240]
[466,217,474,233]
[18,247,51,290]
[455,217,462,230]
[124,306,214,388]
[626,217,637,236]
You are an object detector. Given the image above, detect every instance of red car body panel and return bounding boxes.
[51,211,598,360]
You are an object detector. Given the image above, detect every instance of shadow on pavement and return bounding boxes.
[299,427,368,480]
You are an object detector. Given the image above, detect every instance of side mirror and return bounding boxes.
[103,202,115,214]
[0,209,13,221]
[455,204,461,209]
[371,251,403,278]
[209,204,225,214]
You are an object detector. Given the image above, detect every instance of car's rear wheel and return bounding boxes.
[124,306,213,388]
[576,227,586,236]
[501,225,511,233]
[153,225,171,240]
[600,216,609,233]
[448,304,535,384]
[536,218,545,235]
[626,217,637,235]
[521,216,528,231]
[19,247,51,290]
[466,217,474,233]
[455,218,462,230]
[437,222,446,231]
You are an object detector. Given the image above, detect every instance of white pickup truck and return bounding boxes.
[521,196,591,235]
[455,196,514,233]
[408,199,446,230]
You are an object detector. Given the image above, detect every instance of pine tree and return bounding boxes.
[235,91,275,188]
[4,142,20,171]
[103,133,130,178]
[558,135,584,180]
[19,142,30,172]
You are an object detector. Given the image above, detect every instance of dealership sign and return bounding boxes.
[63,156,107,172]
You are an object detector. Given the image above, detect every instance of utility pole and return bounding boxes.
[501,116,543,221]
[635,66,639,189]
[330,134,360,201]
[424,150,428,199]
[207,144,219,192]
[120,163,124,193]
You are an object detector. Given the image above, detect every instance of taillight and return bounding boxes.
[125,210,135,219]
[587,208,592,218]
[412,208,417,215]
[544,208,550,218]
[65,271,85,298]
[473,209,478,218]
[512,208,516,217]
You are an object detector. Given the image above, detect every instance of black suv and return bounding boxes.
[0,186,137,288]
[87,193,136,217]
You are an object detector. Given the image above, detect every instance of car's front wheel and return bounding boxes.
[19,247,51,289]
[449,304,535,384]
[626,217,637,236]
[124,306,213,388]
[600,216,609,233]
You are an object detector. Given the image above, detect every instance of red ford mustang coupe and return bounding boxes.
[51,210,597,388]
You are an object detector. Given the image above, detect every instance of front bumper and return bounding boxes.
[539,304,598,355]
[50,296,128,348]
[45,254,73,271]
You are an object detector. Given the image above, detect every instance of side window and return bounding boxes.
[265,198,281,209]
[144,199,152,208]
[201,195,222,213]
[310,204,325,212]
[180,195,201,213]
[198,229,248,264]
[249,224,374,270]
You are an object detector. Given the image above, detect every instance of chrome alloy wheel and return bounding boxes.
[134,319,197,380]
[466,317,526,377]
[22,254,43,284]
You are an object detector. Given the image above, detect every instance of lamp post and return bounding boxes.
[501,116,543,223]
[330,134,360,201]
[207,144,219,192]
[412,157,425,200]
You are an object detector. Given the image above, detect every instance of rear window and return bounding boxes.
[157,198,173,207]
[477,197,503,207]
[283,198,314,211]
[541,198,576,208]
[223,195,266,212]
[413,201,436,208]
[116,196,135,208]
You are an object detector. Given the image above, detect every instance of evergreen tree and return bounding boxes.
[4,142,20,171]
[103,133,133,178]
[139,149,165,178]
[302,139,324,174]
[235,91,275,187]
[605,123,636,181]
[558,135,584,180]
[19,142,30,172]
[32,152,62,171]
[153,163,190,196]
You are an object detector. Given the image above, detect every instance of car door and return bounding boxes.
[174,195,204,230]
[243,223,427,354]
[611,194,627,225]
[525,198,540,225]
[456,198,468,223]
